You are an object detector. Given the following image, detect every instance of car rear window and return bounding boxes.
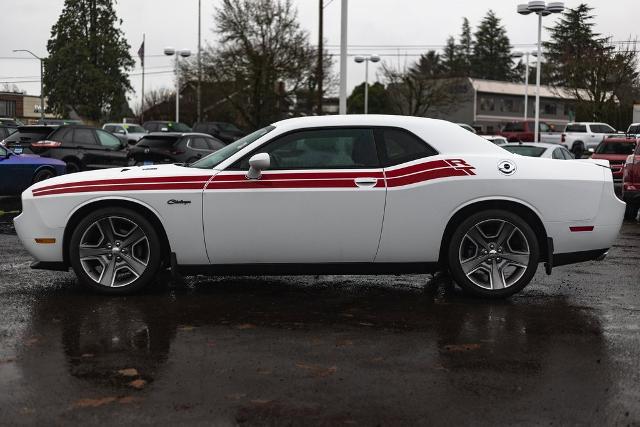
[136,136,180,148]
[503,122,524,132]
[4,128,54,143]
[628,125,640,135]
[503,145,546,157]
[595,141,636,155]
[566,124,586,133]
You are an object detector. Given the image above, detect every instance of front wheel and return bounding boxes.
[69,207,163,295]
[571,142,584,159]
[32,168,55,183]
[447,210,540,298]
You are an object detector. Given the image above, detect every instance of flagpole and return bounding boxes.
[140,33,145,124]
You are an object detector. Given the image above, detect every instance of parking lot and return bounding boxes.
[0,196,639,425]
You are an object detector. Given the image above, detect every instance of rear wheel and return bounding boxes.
[69,207,163,295]
[65,160,82,174]
[624,203,639,220]
[32,168,55,183]
[447,209,540,298]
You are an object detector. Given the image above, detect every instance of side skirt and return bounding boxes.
[552,248,609,267]
[177,262,441,276]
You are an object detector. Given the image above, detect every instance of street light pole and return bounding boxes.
[339,0,348,115]
[197,0,202,123]
[517,1,564,142]
[524,52,530,120]
[354,54,380,114]
[164,48,191,123]
[13,49,44,121]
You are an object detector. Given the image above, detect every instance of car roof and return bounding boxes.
[271,115,507,155]
[143,132,211,137]
[566,122,610,126]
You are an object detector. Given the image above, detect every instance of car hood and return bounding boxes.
[591,153,629,162]
[9,153,66,166]
[27,163,215,195]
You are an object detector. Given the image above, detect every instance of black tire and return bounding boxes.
[69,207,163,295]
[32,168,55,183]
[447,209,540,298]
[571,142,584,159]
[65,160,82,174]
[624,203,639,221]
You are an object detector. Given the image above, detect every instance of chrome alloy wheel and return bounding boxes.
[458,219,531,290]
[78,216,150,288]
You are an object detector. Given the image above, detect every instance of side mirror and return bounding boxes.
[246,153,270,180]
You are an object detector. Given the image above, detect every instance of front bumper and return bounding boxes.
[13,199,65,263]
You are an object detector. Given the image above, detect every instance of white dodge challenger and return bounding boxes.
[14,115,625,297]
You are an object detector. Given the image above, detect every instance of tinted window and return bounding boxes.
[206,137,225,150]
[552,148,564,159]
[97,130,122,149]
[191,126,274,169]
[104,125,115,132]
[503,145,546,157]
[590,124,615,134]
[539,123,550,132]
[566,124,586,133]
[503,122,524,132]
[236,128,378,170]
[49,127,74,143]
[627,125,640,135]
[595,141,636,155]
[561,148,574,159]
[189,137,209,150]
[5,128,54,143]
[377,128,437,166]
[74,128,96,145]
[0,146,6,156]
[136,136,179,149]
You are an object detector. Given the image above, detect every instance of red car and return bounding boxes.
[498,120,558,143]
[592,136,637,181]
[622,140,640,219]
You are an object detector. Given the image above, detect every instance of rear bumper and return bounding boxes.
[553,248,608,267]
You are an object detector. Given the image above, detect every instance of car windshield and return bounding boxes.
[123,124,146,133]
[4,128,54,143]
[503,122,524,132]
[595,141,636,155]
[189,126,274,169]
[164,122,191,132]
[502,145,547,157]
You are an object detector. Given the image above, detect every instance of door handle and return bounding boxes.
[354,177,378,188]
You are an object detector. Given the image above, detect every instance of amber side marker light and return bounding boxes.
[35,238,56,244]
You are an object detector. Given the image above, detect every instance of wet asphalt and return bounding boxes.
[0,196,639,426]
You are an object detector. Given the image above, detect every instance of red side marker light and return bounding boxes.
[569,226,594,232]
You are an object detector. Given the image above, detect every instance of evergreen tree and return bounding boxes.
[441,36,461,77]
[347,82,389,114]
[457,17,473,76]
[544,4,639,122]
[470,10,515,81]
[44,0,134,121]
[409,51,444,79]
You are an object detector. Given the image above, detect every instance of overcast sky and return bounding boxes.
[1,0,638,111]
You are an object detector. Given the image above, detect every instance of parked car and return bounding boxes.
[128,132,225,165]
[142,121,192,133]
[103,123,147,145]
[0,125,17,142]
[456,123,477,134]
[0,145,66,196]
[502,142,575,159]
[498,120,561,143]
[561,122,618,158]
[2,125,58,151]
[36,119,83,126]
[15,115,624,298]
[626,123,640,136]
[192,121,246,143]
[591,137,637,181]
[622,142,640,219]
[482,135,508,145]
[0,118,23,127]
[4,125,128,173]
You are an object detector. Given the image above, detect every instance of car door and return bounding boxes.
[202,127,387,264]
[71,128,102,169]
[95,129,128,167]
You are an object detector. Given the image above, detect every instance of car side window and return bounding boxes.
[233,128,379,170]
[190,137,209,150]
[375,128,437,166]
[552,148,564,159]
[539,123,550,132]
[206,137,225,150]
[96,129,122,149]
[104,125,115,132]
[0,145,6,156]
[561,148,574,159]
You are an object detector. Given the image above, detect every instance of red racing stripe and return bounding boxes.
[33,175,213,193]
[33,182,206,197]
[386,167,469,187]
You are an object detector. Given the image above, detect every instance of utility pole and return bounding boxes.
[197,0,202,123]
[317,0,323,115]
[339,0,348,115]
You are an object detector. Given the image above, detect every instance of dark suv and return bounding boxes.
[4,125,128,173]
[128,133,225,165]
[142,121,192,133]
[192,121,245,144]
